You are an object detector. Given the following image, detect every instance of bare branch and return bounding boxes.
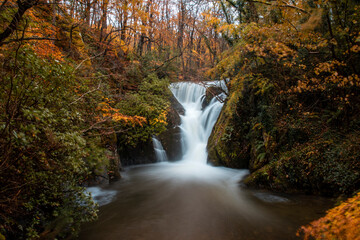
[73,51,105,72]
[248,0,308,14]
[0,0,41,45]
[0,37,57,46]
[69,80,102,105]
[151,51,183,74]
[81,117,111,133]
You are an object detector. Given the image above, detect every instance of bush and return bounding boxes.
[0,48,106,239]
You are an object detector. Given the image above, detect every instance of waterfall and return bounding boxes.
[170,81,226,164]
[80,82,332,240]
[152,137,168,162]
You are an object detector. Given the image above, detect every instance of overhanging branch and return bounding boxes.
[248,0,308,14]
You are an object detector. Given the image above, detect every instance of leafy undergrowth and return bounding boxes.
[0,2,173,239]
[244,132,360,196]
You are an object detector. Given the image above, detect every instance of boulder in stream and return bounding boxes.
[202,86,225,109]
[118,94,185,165]
[159,95,184,161]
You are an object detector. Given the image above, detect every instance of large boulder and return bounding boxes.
[207,104,250,169]
[118,138,157,166]
[159,126,182,161]
[159,95,184,161]
[167,95,185,127]
[118,94,185,166]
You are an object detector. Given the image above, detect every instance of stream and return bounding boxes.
[79,82,333,240]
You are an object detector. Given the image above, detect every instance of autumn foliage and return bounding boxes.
[96,101,146,126]
[299,192,360,240]
[0,0,174,238]
[1,0,360,239]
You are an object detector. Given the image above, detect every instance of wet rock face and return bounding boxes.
[206,108,250,169]
[159,126,182,161]
[86,167,109,186]
[86,135,122,185]
[168,95,185,127]
[206,82,252,169]
[159,95,184,161]
[118,139,157,166]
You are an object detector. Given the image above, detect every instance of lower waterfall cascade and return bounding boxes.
[152,136,168,162]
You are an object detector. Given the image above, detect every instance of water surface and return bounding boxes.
[79,162,333,240]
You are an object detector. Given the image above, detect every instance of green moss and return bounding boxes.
[207,25,360,196]
[207,102,250,169]
[244,133,360,196]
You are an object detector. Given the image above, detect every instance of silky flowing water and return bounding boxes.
[79,82,333,240]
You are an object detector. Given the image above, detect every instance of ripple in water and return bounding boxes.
[86,187,117,206]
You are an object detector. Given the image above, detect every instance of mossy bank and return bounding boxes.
[207,14,360,197]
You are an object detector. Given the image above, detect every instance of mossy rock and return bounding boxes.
[207,103,250,169]
[244,134,360,196]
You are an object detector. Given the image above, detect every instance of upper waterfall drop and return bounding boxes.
[170,81,226,164]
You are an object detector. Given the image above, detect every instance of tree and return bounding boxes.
[0,0,39,45]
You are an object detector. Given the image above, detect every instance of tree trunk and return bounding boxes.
[177,0,185,76]
[85,0,91,26]
[137,0,152,56]
[100,0,108,41]
[120,1,128,41]
[0,0,37,45]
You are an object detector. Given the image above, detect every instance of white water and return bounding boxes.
[86,187,117,206]
[170,81,225,164]
[152,136,168,162]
